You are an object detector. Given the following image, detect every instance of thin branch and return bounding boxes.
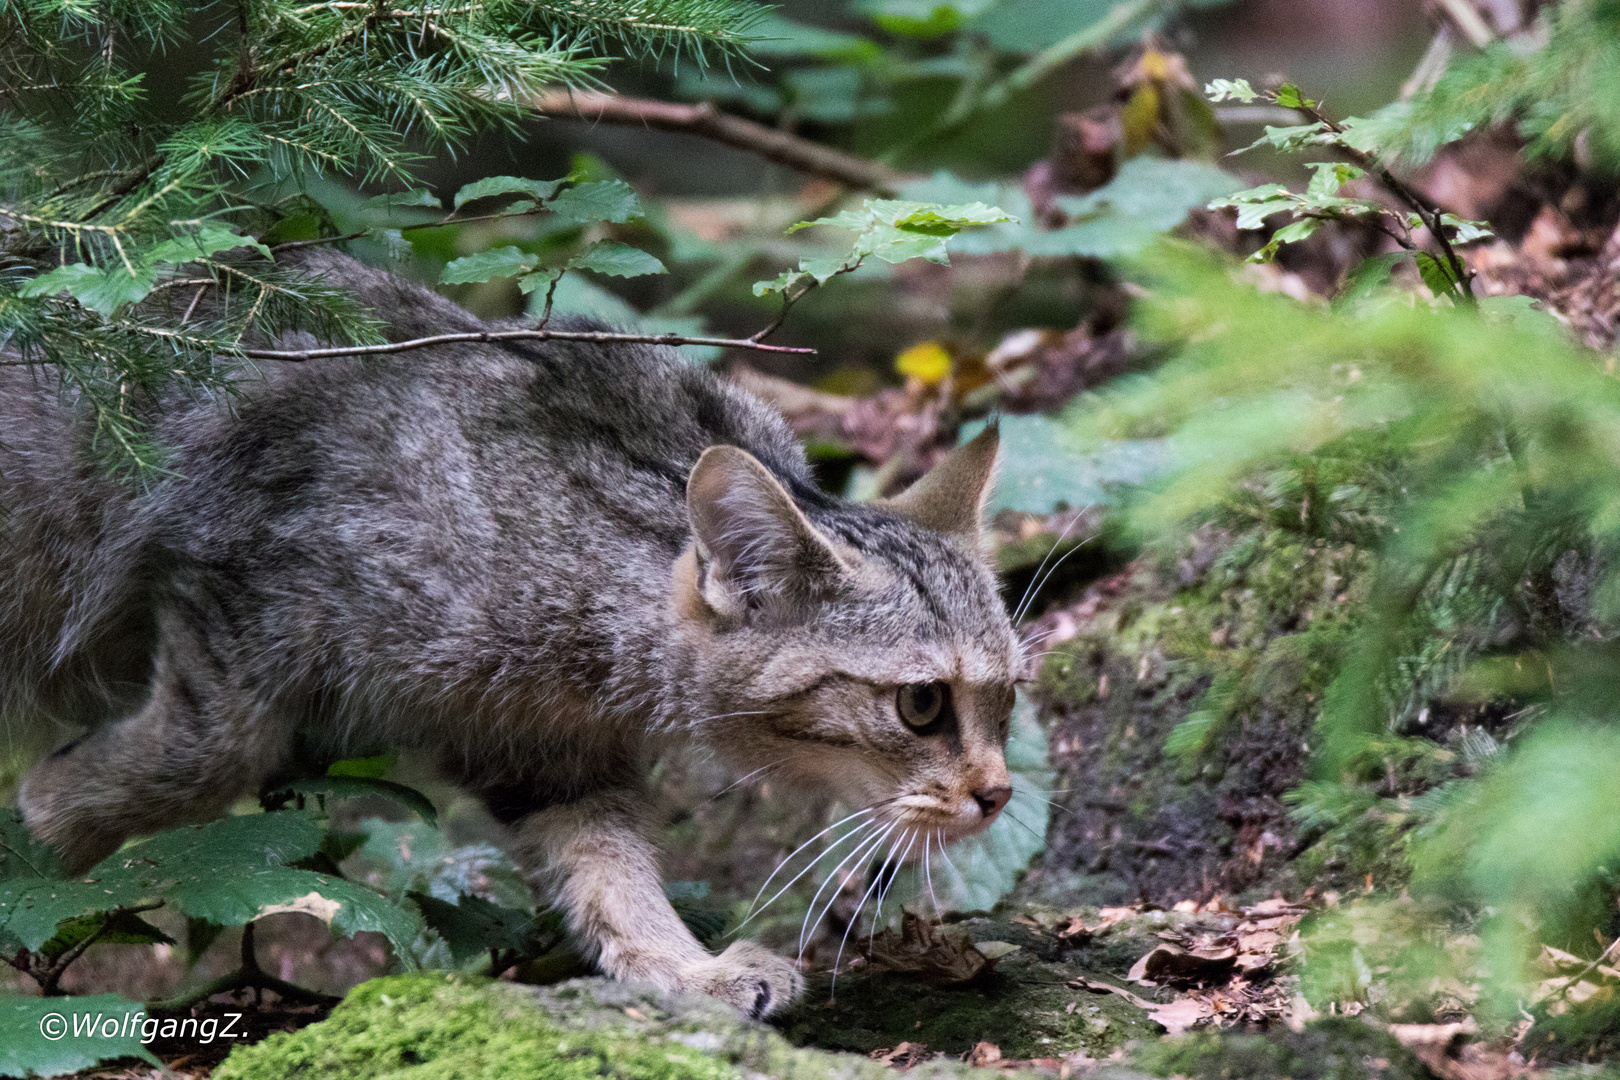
[241,327,815,361]
[747,257,863,343]
[532,89,911,194]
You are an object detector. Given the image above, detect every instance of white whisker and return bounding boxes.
[798,820,897,959]
[937,832,966,893]
[869,828,918,950]
[693,709,775,723]
[1010,789,1069,810]
[923,830,942,919]
[713,760,784,800]
[1015,531,1095,625]
[731,806,879,936]
[829,829,904,992]
[1011,515,1082,624]
[1000,807,1047,843]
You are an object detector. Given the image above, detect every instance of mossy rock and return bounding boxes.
[214,972,1006,1080]
[1135,1021,1431,1080]
[778,911,1163,1060]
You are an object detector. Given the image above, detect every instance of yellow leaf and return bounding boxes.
[895,341,952,385]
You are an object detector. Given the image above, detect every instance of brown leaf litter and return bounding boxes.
[863,908,1010,987]
[1106,897,1313,1036]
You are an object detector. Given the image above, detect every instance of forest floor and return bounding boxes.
[34,112,1620,1080]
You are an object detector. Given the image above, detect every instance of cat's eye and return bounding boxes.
[897,682,949,732]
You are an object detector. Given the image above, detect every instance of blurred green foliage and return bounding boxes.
[1073,40,1620,1006]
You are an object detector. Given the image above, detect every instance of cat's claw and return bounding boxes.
[685,941,803,1020]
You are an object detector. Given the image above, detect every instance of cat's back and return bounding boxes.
[140,251,810,641]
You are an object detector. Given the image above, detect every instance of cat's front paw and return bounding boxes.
[684,940,803,1020]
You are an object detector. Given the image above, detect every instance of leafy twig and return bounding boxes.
[1290,99,1477,303]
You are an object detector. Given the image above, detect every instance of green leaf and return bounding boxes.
[0,993,160,1077]
[747,12,879,61]
[565,240,666,278]
[0,812,388,953]
[1334,251,1408,310]
[789,199,1014,237]
[440,246,540,285]
[1205,77,1260,103]
[18,263,156,316]
[1414,251,1459,299]
[516,268,564,294]
[1238,122,1336,154]
[969,0,1132,53]
[751,268,811,297]
[259,213,321,245]
[36,910,173,961]
[148,223,271,264]
[547,180,642,224]
[1273,83,1317,109]
[863,225,951,264]
[1040,158,1242,257]
[0,874,153,952]
[1305,161,1363,199]
[409,891,536,965]
[326,753,396,780]
[0,811,63,883]
[116,811,325,874]
[452,175,565,210]
[1249,217,1323,263]
[1439,213,1493,244]
[958,414,1166,513]
[286,777,439,828]
[363,189,442,210]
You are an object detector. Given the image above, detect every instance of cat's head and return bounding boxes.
[674,426,1019,846]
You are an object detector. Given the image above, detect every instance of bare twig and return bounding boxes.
[240,327,815,361]
[533,90,911,194]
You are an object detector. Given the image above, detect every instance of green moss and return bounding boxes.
[216,974,1001,1080]
[215,975,736,1080]
[1135,1021,1429,1080]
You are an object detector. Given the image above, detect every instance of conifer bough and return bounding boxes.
[0,0,768,471]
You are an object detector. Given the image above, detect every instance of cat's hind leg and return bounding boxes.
[513,789,803,1019]
[18,607,292,873]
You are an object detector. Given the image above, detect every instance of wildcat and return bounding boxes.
[2,250,1020,1019]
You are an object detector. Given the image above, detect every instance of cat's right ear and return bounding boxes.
[684,446,852,622]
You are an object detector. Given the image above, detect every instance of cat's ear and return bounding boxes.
[881,422,999,540]
[686,446,853,620]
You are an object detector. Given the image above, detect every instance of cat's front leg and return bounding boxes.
[513,789,803,1019]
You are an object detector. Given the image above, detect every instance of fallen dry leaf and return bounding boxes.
[965,1041,1003,1067]
[870,1042,932,1069]
[1127,942,1237,987]
[1387,1019,1529,1080]
[1149,996,1214,1036]
[866,908,999,986]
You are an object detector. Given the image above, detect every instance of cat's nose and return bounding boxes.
[972,786,1012,819]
